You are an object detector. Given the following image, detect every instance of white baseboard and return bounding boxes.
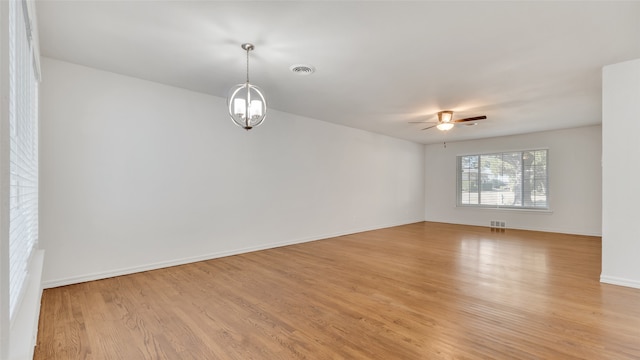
[425,219,601,237]
[509,225,601,237]
[43,219,424,289]
[600,275,640,289]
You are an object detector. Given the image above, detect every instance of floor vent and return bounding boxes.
[490,220,506,231]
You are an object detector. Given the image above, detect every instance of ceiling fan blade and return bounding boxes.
[409,121,436,124]
[453,116,487,123]
[421,124,438,131]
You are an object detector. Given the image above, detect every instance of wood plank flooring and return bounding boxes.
[34,222,640,359]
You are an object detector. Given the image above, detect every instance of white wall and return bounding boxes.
[40,58,425,287]
[601,58,640,289]
[424,126,602,236]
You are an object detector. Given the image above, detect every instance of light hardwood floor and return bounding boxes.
[35,222,640,359]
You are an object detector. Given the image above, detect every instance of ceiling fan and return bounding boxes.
[410,110,487,131]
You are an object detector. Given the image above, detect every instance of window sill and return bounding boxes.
[456,206,553,214]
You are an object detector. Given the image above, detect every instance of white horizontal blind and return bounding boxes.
[457,150,548,209]
[8,0,39,320]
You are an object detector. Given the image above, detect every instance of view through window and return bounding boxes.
[457,150,548,209]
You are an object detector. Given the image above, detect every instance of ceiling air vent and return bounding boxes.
[289,64,315,75]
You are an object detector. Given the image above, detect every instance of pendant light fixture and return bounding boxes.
[227,43,267,130]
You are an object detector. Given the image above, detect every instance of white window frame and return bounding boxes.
[456,149,549,210]
[7,0,40,323]
[2,0,42,357]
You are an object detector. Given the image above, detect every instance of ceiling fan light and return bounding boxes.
[437,122,454,131]
[438,110,454,123]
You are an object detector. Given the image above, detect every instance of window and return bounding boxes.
[8,0,40,321]
[457,150,548,209]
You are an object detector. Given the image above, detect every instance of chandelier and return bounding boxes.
[227,43,267,130]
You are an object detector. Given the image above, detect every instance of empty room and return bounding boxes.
[2,1,640,359]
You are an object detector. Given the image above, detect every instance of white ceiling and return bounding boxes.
[35,1,640,144]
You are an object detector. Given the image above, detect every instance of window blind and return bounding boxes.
[457,150,548,210]
[8,0,39,321]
